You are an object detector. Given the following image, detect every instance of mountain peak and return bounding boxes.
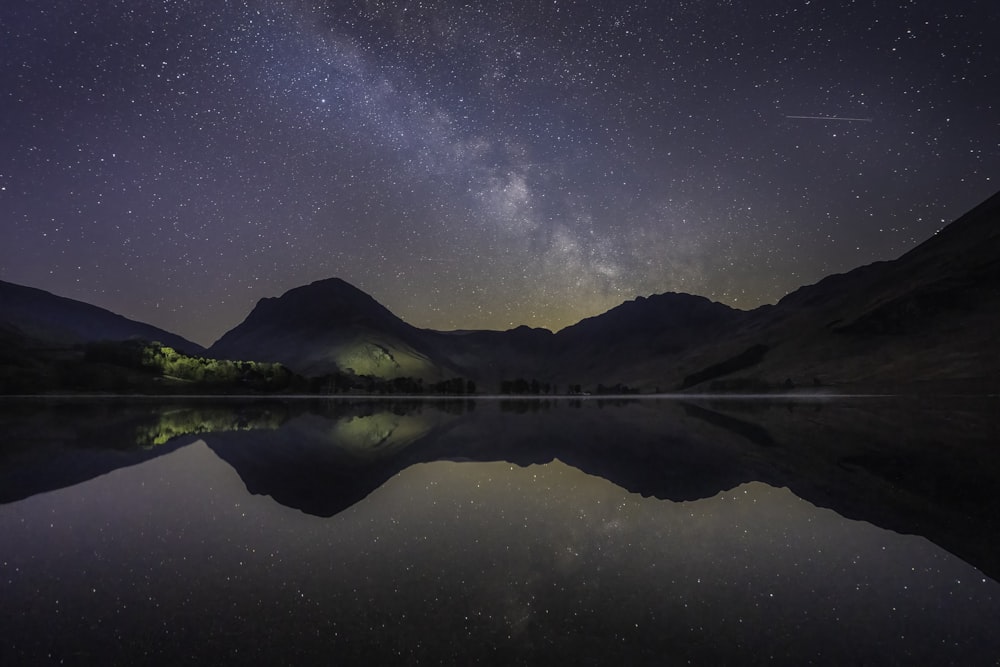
[556,290,745,346]
[238,277,401,333]
[208,277,439,378]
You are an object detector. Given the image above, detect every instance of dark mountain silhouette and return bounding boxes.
[425,325,556,383]
[207,278,746,387]
[670,189,1000,392]
[546,292,748,388]
[416,293,745,390]
[558,292,744,349]
[203,191,1000,393]
[3,189,998,393]
[0,280,203,355]
[210,277,464,380]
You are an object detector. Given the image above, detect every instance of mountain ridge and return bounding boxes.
[3,188,998,393]
[0,280,204,355]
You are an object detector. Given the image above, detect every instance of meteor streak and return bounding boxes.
[786,115,873,122]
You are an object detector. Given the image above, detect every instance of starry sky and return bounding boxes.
[1,0,996,346]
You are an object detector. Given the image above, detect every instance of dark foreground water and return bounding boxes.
[1,396,999,665]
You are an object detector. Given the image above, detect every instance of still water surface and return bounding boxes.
[1,397,998,665]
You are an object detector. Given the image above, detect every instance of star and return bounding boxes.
[0,0,995,345]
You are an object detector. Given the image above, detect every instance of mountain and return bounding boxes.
[547,292,748,388]
[0,280,209,393]
[425,325,556,383]
[207,189,1000,392]
[0,280,203,354]
[209,277,459,380]
[5,189,998,394]
[207,277,747,387]
[413,293,745,388]
[671,190,1000,393]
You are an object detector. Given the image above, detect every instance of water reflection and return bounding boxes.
[0,397,998,664]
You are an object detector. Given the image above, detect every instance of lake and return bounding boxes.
[1,396,999,665]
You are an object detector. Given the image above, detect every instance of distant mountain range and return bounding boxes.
[208,278,745,390]
[3,189,998,393]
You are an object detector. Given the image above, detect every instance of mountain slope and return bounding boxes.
[209,277,747,387]
[548,292,748,388]
[674,190,1000,392]
[424,325,556,383]
[0,280,203,354]
[209,277,455,379]
[207,189,1000,393]
[7,189,998,394]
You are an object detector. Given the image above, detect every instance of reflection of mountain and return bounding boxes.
[132,404,288,447]
[204,406,460,516]
[684,396,1000,582]
[2,398,998,581]
[327,411,440,462]
[0,400,206,503]
[202,399,761,517]
[0,399,459,508]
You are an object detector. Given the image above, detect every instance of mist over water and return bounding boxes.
[1,397,998,665]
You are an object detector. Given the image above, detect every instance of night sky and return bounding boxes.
[1,1,996,346]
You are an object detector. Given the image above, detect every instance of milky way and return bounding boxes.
[1,1,996,345]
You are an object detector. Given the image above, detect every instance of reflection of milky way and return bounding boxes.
[1,1,997,344]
